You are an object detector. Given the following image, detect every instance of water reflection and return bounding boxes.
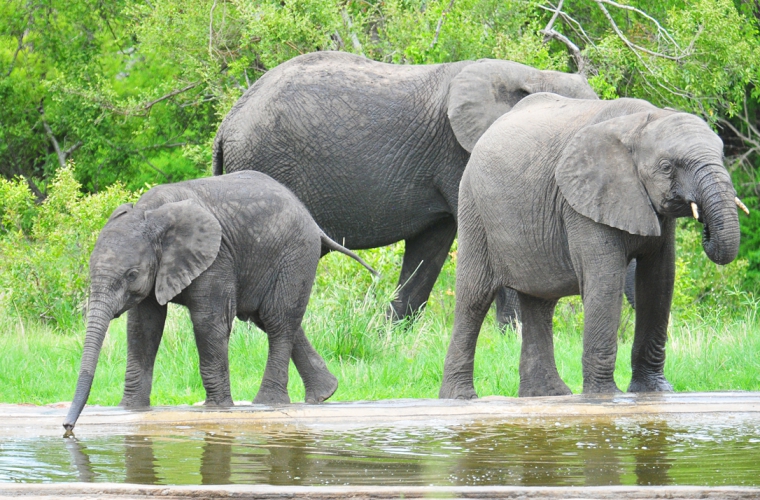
[65,438,95,483]
[3,416,758,486]
[201,433,232,484]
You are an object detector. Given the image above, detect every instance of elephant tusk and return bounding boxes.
[735,197,750,215]
[691,202,699,220]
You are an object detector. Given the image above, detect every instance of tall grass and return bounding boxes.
[1,246,758,406]
[1,168,758,404]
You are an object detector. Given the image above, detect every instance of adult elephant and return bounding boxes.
[213,51,599,322]
[440,94,746,399]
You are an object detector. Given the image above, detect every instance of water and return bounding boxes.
[1,413,759,486]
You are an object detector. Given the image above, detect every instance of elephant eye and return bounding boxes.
[126,269,139,282]
[659,160,674,174]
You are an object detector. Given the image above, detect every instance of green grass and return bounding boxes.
[1,245,759,405]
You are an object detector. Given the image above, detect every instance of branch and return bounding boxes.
[137,152,172,182]
[284,41,304,54]
[593,0,681,61]
[5,28,30,78]
[341,7,364,55]
[541,29,586,75]
[718,117,760,152]
[40,118,67,169]
[537,3,594,48]
[139,82,202,112]
[544,0,564,33]
[595,0,680,49]
[430,0,455,50]
[24,176,45,203]
[209,0,217,59]
[540,1,587,75]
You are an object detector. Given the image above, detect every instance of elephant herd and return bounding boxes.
[64,52,747,433]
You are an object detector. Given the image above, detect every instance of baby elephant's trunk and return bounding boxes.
[63,298,113,435]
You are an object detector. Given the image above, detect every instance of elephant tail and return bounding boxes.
[212,134,224,176]
[320,232,380,278]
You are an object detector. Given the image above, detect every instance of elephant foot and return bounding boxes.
[304,372,338,404]
[385,300,423,323]
[439,381,478,400]
[628,375,673,393]
[582,380,623,394]
[203,395,234,407]
[518,379,572,397]
[253,389,291,405]
[119,396,150,408]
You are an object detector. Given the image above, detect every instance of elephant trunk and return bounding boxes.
[695,166,741,265]
[63,297,113,433]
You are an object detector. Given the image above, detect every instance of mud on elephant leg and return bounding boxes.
[388,216,458,321]
[120,294,167,407]
[291,326,338,403]
[517,292,571,397]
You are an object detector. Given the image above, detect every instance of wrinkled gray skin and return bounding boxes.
[63,172,377,432]
[440,95,741,398]
[213,51,601,324]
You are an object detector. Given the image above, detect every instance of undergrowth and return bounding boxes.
[0,166,757,404]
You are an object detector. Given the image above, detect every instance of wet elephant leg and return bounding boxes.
[291,327,338,403]
[389,216,457,320]
[517,292,571,397]
[120,294,167,407]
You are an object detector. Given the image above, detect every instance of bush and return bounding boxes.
[0,165,138,330]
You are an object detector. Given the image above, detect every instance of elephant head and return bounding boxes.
[447,59,598,152]
[63,199,222,433]
[555,105,741,265]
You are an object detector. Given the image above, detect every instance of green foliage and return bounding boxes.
[673,220,750,317]
[0,165,137,329]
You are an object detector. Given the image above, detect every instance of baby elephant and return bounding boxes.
[440,94,745,399]
[64,171,377,432]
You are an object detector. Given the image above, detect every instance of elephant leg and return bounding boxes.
[517,293,571,397]
[628,230,675,392]
[189,307,235,406]
[568,221,627,394]
[254,257,318,405]
[578,262,627,394]
[291,327,338,403]
[120,294,167,407]
[253,320,296,405]
[495,287,521,329]
[388,216,457,320]
[624,259,637,310]
[440,194,494,399]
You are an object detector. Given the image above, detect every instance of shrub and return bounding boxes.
[0,165,138,330]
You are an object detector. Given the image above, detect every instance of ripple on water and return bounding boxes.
[1,414,759,486]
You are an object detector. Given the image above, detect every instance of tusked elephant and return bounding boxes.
[440,94,747,399]
[63,171,377,433]
[213,51,600,324]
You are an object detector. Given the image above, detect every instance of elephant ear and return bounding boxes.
[147,199,222,305]
[555,112,661,237]
[448,60,539,152]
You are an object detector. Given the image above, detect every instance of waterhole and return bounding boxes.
[1,394,758,487]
